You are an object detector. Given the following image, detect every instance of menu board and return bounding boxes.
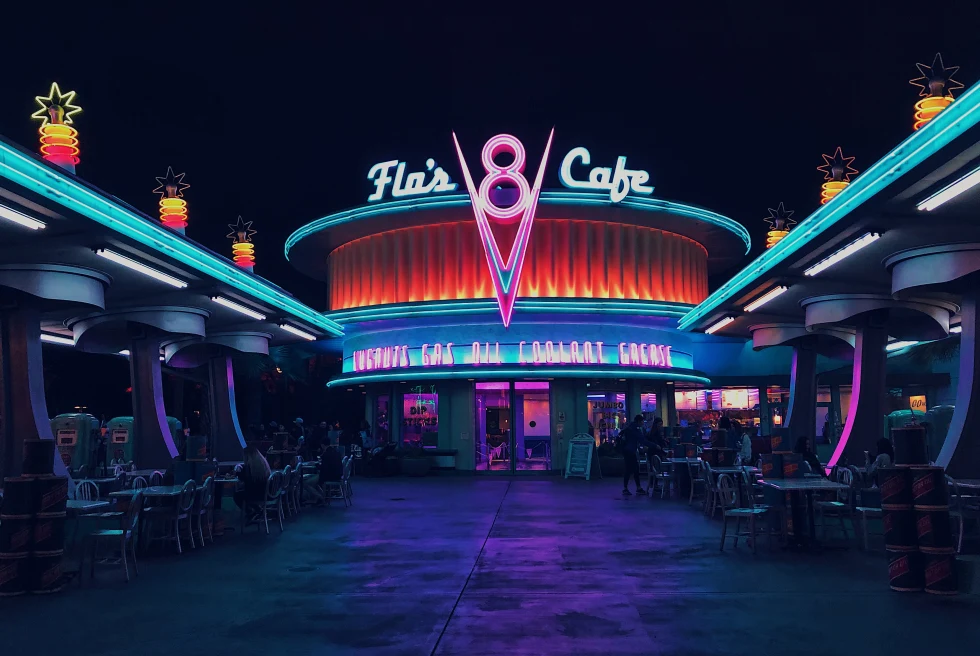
[564,435,596,480]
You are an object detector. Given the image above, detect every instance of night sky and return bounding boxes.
[3,4,979,306]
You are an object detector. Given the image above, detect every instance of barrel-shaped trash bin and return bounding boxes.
[888,549,924,592]
[0,552,29,597]
[923,552,958,595]
[880,468,913,507]
[0,515,34,553]
[911,466,948,509]
[883,506,917,551]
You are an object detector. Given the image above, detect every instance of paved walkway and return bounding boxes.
[3,477,976,655]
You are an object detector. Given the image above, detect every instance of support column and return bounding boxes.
[209,355,246,461]
[0,307,70,480]
[626,380,641,421]
[784,338,818,449]
[938,293,980,477]
[757,386,770,437]
[130,335,179,467]
[829,312,888,467]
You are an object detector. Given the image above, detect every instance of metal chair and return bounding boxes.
[76,480,99,501]
[194,476,215,545]
[290,467,303,513]
[279,466,293,518]
[718,474,770,553]
[131,476,148,491]
[948,476,980,554]
[261,471,285,534]
[648,455,672,498]
[815,467,853,541]
[148,470,164,486]
[688,459,706,505]
[143,480,197,554]
[703,464,722,517]
[323,457,351,507]
[84,491,144,583]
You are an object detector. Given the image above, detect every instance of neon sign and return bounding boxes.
[558,147,653,203]
[367,158,457,202]
[454,132,554,327]
[352,340,672,372]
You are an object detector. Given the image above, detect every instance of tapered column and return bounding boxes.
[130,335,179,467]
[0,264,108,479]
[209,355,246,461]
[0,307,69,480]
[937,293,980,477]
[828,312,888,467]
[784,339,817,448]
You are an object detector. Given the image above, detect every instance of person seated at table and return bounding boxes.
[234,445,272,512]
[794,436,827,477]
[645,417,668,459]
[866,437,894,483]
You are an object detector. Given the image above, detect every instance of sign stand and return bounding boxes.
[565,433,597,480]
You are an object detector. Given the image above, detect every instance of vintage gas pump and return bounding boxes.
[49,413,98,472]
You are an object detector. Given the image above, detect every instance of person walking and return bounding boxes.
[620,414,652,496]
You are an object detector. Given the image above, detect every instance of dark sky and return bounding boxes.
[3,3,979,307]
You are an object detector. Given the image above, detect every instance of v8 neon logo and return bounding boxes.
[452,131,554,327]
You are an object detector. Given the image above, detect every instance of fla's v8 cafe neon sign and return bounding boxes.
[365,132,654,327]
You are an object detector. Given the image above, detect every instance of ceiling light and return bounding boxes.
[743,286,789,312]
[705,316,735,335]
[118,349,131,356]
[804,232,880,277]
[279,323,316,341]
[211,296,266,320]
[0,203,46,230]
[95,249,187,288]
[886,340,918,352]
[40,333,73,346]
[950,325,962,334]
[918,165,980,211]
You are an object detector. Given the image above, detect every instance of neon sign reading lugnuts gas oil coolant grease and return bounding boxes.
[351,340,672,372]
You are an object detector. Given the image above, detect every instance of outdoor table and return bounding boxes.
[66,499,110,516]
[758,478,848,548]
[956,479,980,491]
[142,485,188,497]
[76,477,122,497]
[124,469,159,480]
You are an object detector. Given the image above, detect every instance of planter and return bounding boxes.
[400,457,431,477]
[599,456,624,477]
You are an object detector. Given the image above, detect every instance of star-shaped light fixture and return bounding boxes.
[31,82,82,126]
[817,147,858,205]
[31,83,83,172]
[153,167,190,199]
[765,202,796,249]
[154,167,191,232]
[228,216,257,269]
[910,53,964,130]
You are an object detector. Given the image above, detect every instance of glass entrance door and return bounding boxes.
[475,381,552,472]
[475,383,511,471]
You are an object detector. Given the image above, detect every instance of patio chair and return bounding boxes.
[280,466,293,518]
[76,480,99,501]
[815,467,853,541]
[290,467,303,513]
[194,476,215,546]
[131,476,148,491]
[948,476,980,553]
[703,464,722,518]
[143,480,197,554]
[259,471,285,534]
[718,473,770,553]
[648,455,672,498]
[83,491,144,583]
[688,459,706,505]
[323,458,351,507]
[343,456,354,503]
[148,470,164,486]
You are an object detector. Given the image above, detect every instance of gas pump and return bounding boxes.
[106,416,183,467]
[105,416,135,465]
[49,413,98,472]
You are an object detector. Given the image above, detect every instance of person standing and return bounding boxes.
[620,414,651,496]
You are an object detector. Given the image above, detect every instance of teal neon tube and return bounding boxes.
[678,79,980,332]
[0,143,343,337]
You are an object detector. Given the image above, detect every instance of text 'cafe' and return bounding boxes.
[285,130,793,472]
